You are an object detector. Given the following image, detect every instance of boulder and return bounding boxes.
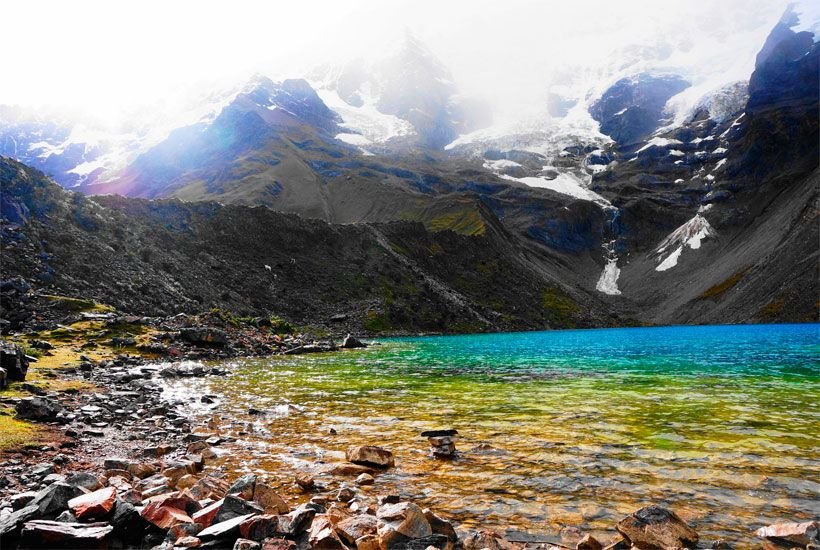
[65,472,102,491]
[9,491,37,510]
[141,502,193,530]
[0,505,40,542]
[342,335,367,349]
[462,530,518,550]
[180,327,228,346]
[577,534,603,550]
[423,509,458,546]
[755,521,819,546]
[20,520,113,548]
[377,502,432,549]
[31,482,85,516]
[253,483,290,514]
[193,499,224,528]
[15,397,62,422]
[616,505,698,550]
[227,474,258,500]
[356,473,375,486]
[102,458,129,471]
[0,340,29,382]
[421,430,458,457]
[109,500,148,543]
[346,445,395,468]
[67,487,116,520]
[309,515,347,549]
[177,535,203,548]
[217,495,266,523]
[335,514,378,545]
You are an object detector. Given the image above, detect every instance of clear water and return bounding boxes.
[164,323,820,544]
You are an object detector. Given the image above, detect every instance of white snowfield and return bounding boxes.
[654,212,715,272]
[316,88,414,145]
[499,172,611,206]
[596,258,622,295]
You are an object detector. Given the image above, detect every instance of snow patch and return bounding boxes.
[500,172,610,206]
[316,88,414,143]
[595,258,622,295]
[637,137,683,153]
[654,213,715,271]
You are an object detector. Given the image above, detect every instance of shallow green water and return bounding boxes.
[164,324,820,544]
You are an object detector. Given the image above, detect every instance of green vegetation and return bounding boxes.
[363,310,392,332]
[541,286,581,327]
[428,209,486,236]
[0,412,39,450]
[43,295,114,313]
[699,268,750,300]
[269,316,294,334]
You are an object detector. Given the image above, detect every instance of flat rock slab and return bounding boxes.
[20,520,113,548]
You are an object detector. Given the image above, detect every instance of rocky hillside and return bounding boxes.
[0,156,625,334]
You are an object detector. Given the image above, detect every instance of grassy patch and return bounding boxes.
[363,310,392,332]
[541,287,581,327]
[0,412,39,451]
[43,295,114,313]
[428,209,486,236]
[699,268,750,300]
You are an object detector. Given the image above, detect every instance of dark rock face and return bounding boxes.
[31,482,86,516]
[616,505,698,550]
[0,339,29,382]
[590,73,690,145]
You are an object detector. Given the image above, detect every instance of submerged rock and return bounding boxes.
[616,505,698,550]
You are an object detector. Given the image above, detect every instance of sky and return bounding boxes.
[0,0,803,127]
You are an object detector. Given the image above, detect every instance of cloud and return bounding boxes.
[0,0,793,127]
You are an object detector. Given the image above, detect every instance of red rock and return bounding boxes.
[192,498,224,528]
[141,502,194,530]
[176,535,202,547]
[235,538,263,550]
[240,514,286,541]
[755,521,818,546]
[127,462,157,479]
[67,487,116,520]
